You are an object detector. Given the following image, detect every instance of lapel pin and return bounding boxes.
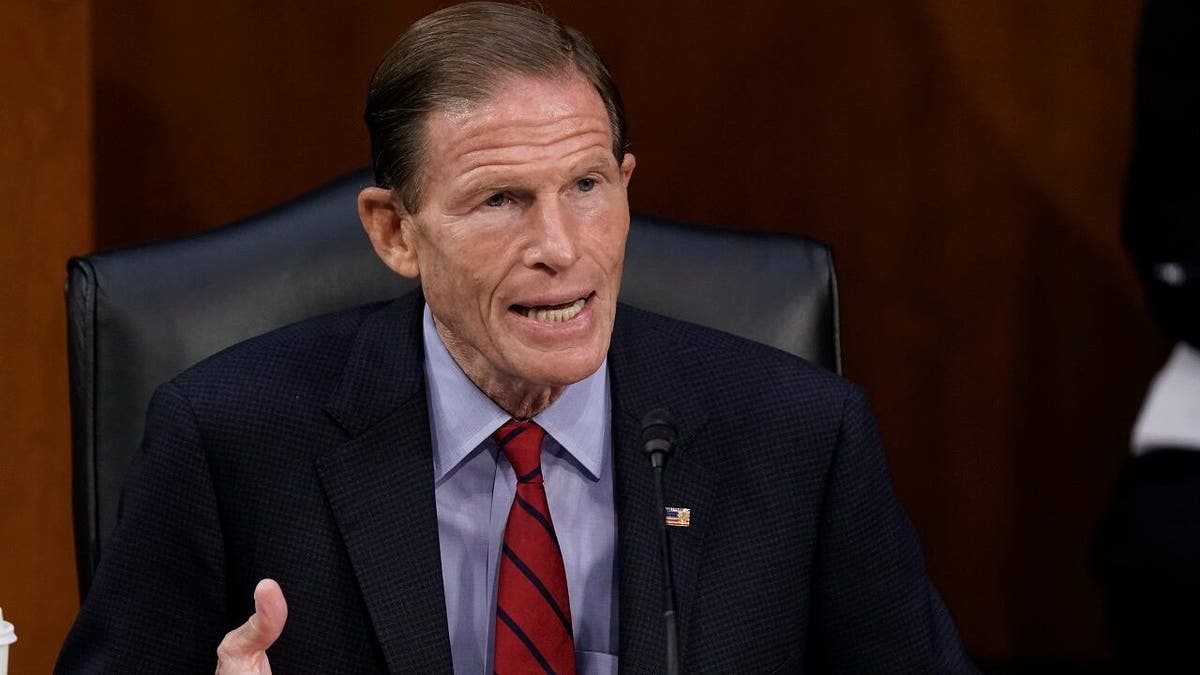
[664,506,691,528]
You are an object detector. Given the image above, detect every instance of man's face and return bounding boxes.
[369,73,635,399]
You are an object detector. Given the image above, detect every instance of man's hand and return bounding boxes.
[215,578,288,674]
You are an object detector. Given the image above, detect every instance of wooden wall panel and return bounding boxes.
[81,0,1154,666]
[547,3,1153,662]
[91,0,442,248]
[0,1,93,672]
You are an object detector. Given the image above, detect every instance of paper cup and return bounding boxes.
[0,608,16,675]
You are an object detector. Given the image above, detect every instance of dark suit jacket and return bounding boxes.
[58,290,975,673]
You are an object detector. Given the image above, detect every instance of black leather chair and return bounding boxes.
[65,169,840,598]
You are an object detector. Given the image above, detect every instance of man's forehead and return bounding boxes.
[423,74,614,170]
[439,73,603,126]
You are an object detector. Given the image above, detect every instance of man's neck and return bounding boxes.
[431,314,564,419]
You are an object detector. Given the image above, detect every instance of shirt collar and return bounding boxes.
[423,305,609,483]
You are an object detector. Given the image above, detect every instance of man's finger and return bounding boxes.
[217,579,288,660]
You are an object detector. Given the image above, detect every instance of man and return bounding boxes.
[58,3,975,673]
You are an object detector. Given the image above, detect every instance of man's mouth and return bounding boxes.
[511,295,590,324]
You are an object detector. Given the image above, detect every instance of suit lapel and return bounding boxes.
[609,308,719,673]
[318,293,454,674]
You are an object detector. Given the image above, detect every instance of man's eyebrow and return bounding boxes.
[568,154,617,176]
[458,174,519,198]
[452,149,617,196]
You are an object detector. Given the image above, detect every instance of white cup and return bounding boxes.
[0,607,16,675]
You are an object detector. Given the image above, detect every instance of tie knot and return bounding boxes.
[494,420,546,483]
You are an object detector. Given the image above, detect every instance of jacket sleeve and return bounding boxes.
[808,384,978,674]
[56,382,228,674]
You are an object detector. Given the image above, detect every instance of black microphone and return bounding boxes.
[641,408,680,675]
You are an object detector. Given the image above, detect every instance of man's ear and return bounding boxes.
[358,187,420,279]
[619,152,636,188]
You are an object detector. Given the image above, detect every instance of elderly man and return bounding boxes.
[58,3,975,673]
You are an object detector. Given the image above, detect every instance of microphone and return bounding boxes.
[641,408,680,675]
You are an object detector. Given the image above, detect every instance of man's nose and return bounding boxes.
[523,197,580,270]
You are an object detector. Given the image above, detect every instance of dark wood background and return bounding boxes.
[1,1,1158,671]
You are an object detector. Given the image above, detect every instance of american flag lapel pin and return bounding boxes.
[664,506,691,528]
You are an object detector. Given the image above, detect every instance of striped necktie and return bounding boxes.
[493,420,576,675]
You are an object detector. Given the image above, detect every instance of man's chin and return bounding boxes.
[513,350,607,388]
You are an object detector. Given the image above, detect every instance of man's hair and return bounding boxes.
[365,1,628,213]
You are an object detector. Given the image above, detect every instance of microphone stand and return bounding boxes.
[642,409,680,675]
[651,454,680,675]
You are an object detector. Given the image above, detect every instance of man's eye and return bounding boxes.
[484,193,508,207]
[577,177,597,192]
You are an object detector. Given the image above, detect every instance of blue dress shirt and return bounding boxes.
[422,306,618,674]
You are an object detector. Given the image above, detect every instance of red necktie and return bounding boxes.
[493,420,577,675]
